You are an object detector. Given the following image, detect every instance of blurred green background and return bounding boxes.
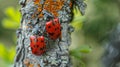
[0,0,120,67]
[0,0,20,67]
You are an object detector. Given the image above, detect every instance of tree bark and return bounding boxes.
[14,0,86,67]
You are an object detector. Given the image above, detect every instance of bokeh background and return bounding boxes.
[0,0,120,67]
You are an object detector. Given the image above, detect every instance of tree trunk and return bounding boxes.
[14,0,86,67]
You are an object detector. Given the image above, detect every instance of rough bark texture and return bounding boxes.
[102,23,120,67]
[14,0,86,67]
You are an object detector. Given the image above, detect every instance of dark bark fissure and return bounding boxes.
[14,0,86,67]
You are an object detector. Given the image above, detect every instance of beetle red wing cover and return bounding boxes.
[45,18,61,40]
[30,35,46,56]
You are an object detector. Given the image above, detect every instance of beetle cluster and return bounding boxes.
[30,18,61,56]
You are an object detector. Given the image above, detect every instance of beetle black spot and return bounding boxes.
[36,39,38,42]
[40,48,43,50]
[31,47,33,50]
[34,45,38,48]
[57,27,60,29]
[43,46,46,49]
[34,51,37,54]
[36,45,39,48]
[49,33,54,36]
[41,40,44,42]
[55,28,57,31]
[48,26,51,28]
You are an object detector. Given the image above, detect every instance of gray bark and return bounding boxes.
[14,0,86,67]
[102,23,120,67]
